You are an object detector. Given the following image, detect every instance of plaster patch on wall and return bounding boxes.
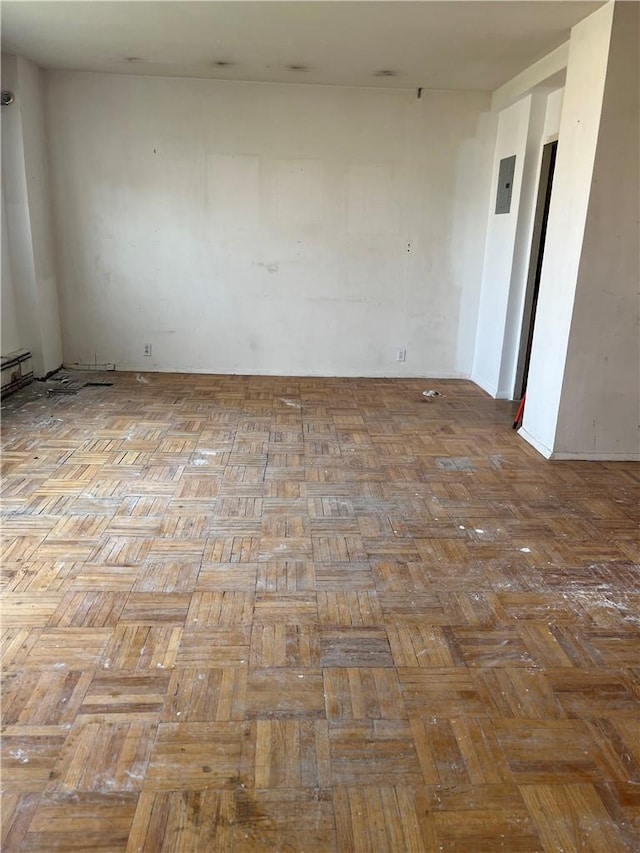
[256,261,280,274]
[274,159,324,228]
[207,154,261,230]
[347,163,399,235]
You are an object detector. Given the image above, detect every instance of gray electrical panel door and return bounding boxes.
[495,155,516,214]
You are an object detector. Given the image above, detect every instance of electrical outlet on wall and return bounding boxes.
[396,348,407,362]
[143,344,152,356]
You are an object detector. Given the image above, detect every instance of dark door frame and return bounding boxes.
[514,138,559,400]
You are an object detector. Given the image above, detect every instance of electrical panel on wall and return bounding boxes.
[495,155,516,214]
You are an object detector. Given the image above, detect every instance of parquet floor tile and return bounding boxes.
[7,791,139,852]
[1,372,639,850]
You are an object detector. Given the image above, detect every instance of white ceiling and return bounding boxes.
[1,1,604,92]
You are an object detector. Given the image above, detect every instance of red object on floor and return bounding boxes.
[513,392,526,429]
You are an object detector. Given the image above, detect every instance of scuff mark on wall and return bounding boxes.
[255,261,280,274]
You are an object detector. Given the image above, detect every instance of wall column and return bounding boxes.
[520,1,639,460]
[1,54,63,376]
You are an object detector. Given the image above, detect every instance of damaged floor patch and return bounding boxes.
[435,457,474,471]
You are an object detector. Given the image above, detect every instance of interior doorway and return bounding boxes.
[514,139,558,400]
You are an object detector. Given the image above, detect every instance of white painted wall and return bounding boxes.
[541,88,564,142]
[1,54,63,375]
[551,1,639,459]
[471,97,532,397]
[519,2,618,457]
[1,190,22,354]
[44,71,492,377]
[452,110,497,374]
[18,56,63,374]
[496,93,547,399]
[472,81,567,401]
[2,55,41,367]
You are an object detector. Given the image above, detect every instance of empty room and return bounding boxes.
[1,1,639,850]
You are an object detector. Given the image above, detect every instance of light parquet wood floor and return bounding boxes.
[1,372,639,852]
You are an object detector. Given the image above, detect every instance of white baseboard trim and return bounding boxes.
[519,428,640,461]
[517,428,553,459]
[470,376,498,397]
[549,450,640,461]
[106,365,472,380]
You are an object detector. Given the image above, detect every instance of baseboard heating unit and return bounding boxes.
[1,350,34,398]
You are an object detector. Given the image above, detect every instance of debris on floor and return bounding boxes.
[422,389,442,398]
[46,375,84,395]
[45,373,114,395]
